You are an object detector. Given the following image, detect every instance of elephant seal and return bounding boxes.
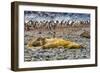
[27,37,83,49]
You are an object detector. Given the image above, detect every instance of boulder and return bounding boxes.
[80,31,90,38]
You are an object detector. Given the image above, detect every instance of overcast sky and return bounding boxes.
[24,11,90,23]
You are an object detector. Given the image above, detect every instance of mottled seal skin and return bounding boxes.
[27,37,82,49]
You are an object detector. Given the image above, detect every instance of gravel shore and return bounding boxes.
[24,30,90,61]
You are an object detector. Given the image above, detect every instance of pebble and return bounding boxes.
[24,33,90,61]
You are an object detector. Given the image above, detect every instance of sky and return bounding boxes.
[24,11,90,23]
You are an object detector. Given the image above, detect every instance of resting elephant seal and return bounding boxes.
[27,37,83,49]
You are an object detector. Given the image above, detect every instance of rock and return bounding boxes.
[80,31,90,38]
